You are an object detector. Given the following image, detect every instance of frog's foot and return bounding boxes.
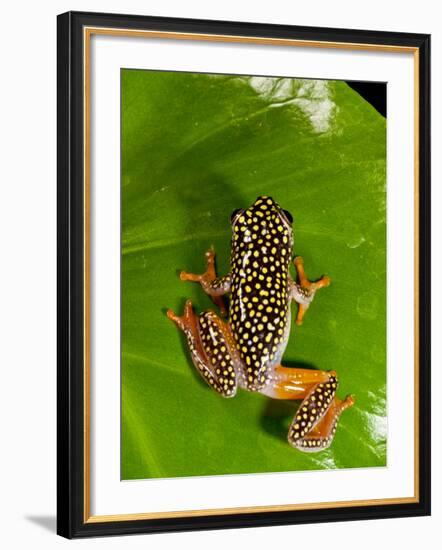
[167,299,196,332]
[180,248,230,316]
[291,256,331,325]
[287,375,355,453]
[167,301,238,398]
[289,393,355,452]
[260,366,354,452]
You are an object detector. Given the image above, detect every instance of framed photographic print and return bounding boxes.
[57,11,431,538]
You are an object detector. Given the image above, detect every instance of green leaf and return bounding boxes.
[121,70,386,479]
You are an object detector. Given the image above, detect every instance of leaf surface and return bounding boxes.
[121,70,386,479]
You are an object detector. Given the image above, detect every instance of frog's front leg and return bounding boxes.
[290,256,331,325]
[180,249,230,316]
[167,300,239,397]
[261,366,354,452]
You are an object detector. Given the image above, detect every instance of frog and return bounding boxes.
[167,196,354,452]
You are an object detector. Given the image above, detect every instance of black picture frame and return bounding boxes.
[57,10,431,539]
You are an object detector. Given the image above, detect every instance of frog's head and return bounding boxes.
[230,196,293,233]
[230,195,294,253]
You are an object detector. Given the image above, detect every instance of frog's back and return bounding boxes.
[229,197,293,390]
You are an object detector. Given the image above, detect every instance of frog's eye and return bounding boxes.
[230,208,243,224]
[282,209,293,224]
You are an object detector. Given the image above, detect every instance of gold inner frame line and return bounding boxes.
[83,26,420,524]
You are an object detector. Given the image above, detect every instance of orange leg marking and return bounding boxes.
[309,395,355,438]
[261,366,335,400]
[167,299,198,333]
[180,248,229,316]
[292,256,331,325]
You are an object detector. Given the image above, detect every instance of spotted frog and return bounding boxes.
[168,196,354,452]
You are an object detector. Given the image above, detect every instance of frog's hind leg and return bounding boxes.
[289,387,354,452]
[180,249,230,316]
[261,366,354,452]
[290,394,355,452]
[167,300,238,398]
[290,256,331,325]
